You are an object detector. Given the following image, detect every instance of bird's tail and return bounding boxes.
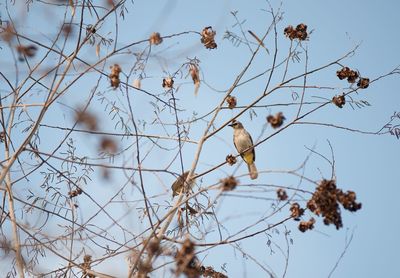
[248,162,258,180]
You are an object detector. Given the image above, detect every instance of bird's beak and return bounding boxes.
[228,123,234,127]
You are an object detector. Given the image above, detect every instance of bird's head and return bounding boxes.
[228,120,244,129]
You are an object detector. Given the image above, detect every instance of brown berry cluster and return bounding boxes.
[68,187,83,198]
[16,45,38,61]
[162,77,174,89]
[307,179,362,230]
[1,24,15,42]
[277,188,288,201]
[225,154,237,165]
[0,131,5,143]
[175,238,201,278]
[109,64,121,89]
[221,176,238,191]
[100,137,118,154]
[336,67,370,89]
[357,77,370,89]
[332,94,346,108]
[149,32,163,45]
[226,96,237,109]
[201,26,217,49]
[284,23,308,41]
[75,109,98,131]
[336,67,359,83]
[267,112,286,128]
[200,266,228,278]
[290,202,304,221]
[298,217,315,233]
[81,255,94,278]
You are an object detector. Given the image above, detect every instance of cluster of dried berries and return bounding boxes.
[201,26,217,49]
[0,131,5,143]
[336,67,370,89]
[267,112,286,129]
[149,32,163,45]
[175,238,201,278]
[277,188,288,201]
[16,45,38,61]
[284,23,308,41]
[221,176,238,191]
[162,77,174,89]
[226,96,237,109]
[1,24,15,42]
[332,94,346,108]
[68,187,83,198]
[75,109,98,131]
[290,202,304,221]
[307,179,362,229]
[200,266,228,278]
[357,77,370,89]
[225,154,237,165]
[100,137,118,154]
[109,64,121,89]
[336,67,359,83]
[338,190,362,212]
[298,217,315,233]
[81,255,95,278]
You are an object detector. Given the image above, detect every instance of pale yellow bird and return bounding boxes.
[229,120,258,180]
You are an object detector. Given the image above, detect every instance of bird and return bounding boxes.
[171,171,196,197]
[228,120,258,180]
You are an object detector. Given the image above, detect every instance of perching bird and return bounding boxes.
[229,120,258,180]
[171,171,196,197]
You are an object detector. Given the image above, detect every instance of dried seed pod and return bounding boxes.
[226,96,237,109]
[100,137,118,154]
[1,24,15,42]
[75,109,98,131]
[357,77,370,89]
[284,25,295,39]
[277,188,288,201]
[81,255,94,278]
[201,26,217,49]
[290,202,304,220]
[225,154,237,166]
[175,238,201,278]
[284,23,308,41]
[221,176,238,191]
[347,70,359,83]
[16,45,38,60]
[332,94,346,108]
[298,217,315,233]
[149,32,163,45]
[267,112,286,129]
[162,77,174,89]
[109,64,122,89]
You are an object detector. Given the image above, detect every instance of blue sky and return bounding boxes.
[1,0,400,277]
